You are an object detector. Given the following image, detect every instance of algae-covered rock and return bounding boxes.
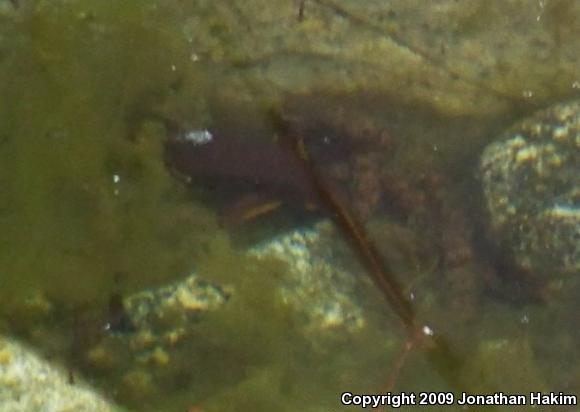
[49,222,404,412]
[480,99,580,275]
[0,0,215,311]
[184,0,580,117]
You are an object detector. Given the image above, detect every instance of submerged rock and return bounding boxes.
[61,222,376,410]
[0,336,124,412]
[120,221,366,351]
[249,222,367,338]
[480,99,580,275]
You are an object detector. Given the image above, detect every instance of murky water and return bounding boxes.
[0,1,579,411]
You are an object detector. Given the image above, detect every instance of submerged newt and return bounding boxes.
[164,128,322,222]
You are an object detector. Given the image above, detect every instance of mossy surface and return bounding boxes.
[1,1,579,411]
[0,6,406,411]
[0,0,213,310]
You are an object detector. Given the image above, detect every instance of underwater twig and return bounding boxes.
[383,328,421,391]
[273,113,483,404]
[274,114,416,328]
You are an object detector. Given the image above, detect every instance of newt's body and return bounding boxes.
[164,129,321,222]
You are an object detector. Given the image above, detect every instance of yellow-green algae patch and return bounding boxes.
[137,235,404,412]
[0,0,214,311]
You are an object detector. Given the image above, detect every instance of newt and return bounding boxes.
[164,128,322,223]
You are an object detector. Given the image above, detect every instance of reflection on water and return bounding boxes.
[0,0,579,411]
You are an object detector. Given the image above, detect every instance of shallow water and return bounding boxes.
[0,1,579,411]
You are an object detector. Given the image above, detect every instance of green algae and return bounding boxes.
[0,0,213,311]
[0,2,578,411]
[71,230,408,412]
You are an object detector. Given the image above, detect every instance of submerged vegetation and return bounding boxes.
[0,3,405,410]
[0,1,579,411]
[0,1,211,311]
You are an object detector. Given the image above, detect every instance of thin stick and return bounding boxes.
[273,117,478,404]
[285,135,416,329]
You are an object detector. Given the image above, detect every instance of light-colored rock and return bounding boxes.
[122,221,366,348]
[0,336,125,412]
